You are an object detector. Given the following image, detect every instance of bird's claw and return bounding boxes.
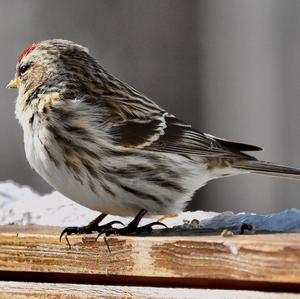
[133,221,168,234]
[59,220,125,245]
[59,226,81,242]
[98,220,168,237]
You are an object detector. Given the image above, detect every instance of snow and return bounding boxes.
[0,180,300,233]
[0,180,98,226]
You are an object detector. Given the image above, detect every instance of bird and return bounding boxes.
[7,39,300,240]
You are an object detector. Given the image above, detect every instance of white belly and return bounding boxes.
[22,123,214,217]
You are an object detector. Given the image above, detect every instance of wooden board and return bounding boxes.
[0,281,298,299]
[0,225,300,291]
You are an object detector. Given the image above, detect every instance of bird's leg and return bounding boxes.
[97,209,167,237]
[59,213,124,245]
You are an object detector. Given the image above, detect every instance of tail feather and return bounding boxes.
[234,160,300,179]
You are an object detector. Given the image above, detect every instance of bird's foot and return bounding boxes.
[97,220,167,237]
[97,209,168,237]
[59,220,124,247]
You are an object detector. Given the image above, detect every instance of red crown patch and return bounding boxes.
[18,43,38,63]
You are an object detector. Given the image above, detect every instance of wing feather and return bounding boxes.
[92,78,261,157]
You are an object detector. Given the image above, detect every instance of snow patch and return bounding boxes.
[0,180,300,233]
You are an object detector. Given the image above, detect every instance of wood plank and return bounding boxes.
[0,281,298,299]
[0,226,300,290]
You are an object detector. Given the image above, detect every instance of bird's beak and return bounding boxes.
[6,77,20,89]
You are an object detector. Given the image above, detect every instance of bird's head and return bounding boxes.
[7,39,97,103]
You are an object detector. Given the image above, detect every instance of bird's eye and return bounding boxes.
[19,64,30,76]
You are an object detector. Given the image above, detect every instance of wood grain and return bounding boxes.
[0,225,300,290]
[0,281,298,299]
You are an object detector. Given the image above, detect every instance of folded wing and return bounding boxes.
[99,85,262,158]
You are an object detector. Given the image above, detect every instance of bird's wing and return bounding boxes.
[111,113,261,157]
[143,115,262,157]
[95,81,262,157]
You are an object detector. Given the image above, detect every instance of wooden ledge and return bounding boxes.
[0,225,300,292]
[0,281,298,299]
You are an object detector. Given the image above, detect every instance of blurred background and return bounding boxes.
[0,0,299,213]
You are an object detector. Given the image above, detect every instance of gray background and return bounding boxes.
[0,0,299,213]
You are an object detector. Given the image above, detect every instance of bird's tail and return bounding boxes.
[233,160,300,179]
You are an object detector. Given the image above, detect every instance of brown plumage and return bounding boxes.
[7,39,300,239]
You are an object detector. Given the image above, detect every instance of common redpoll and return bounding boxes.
[7,39,300,238]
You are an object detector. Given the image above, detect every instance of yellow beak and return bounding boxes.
[6,78,20,89]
